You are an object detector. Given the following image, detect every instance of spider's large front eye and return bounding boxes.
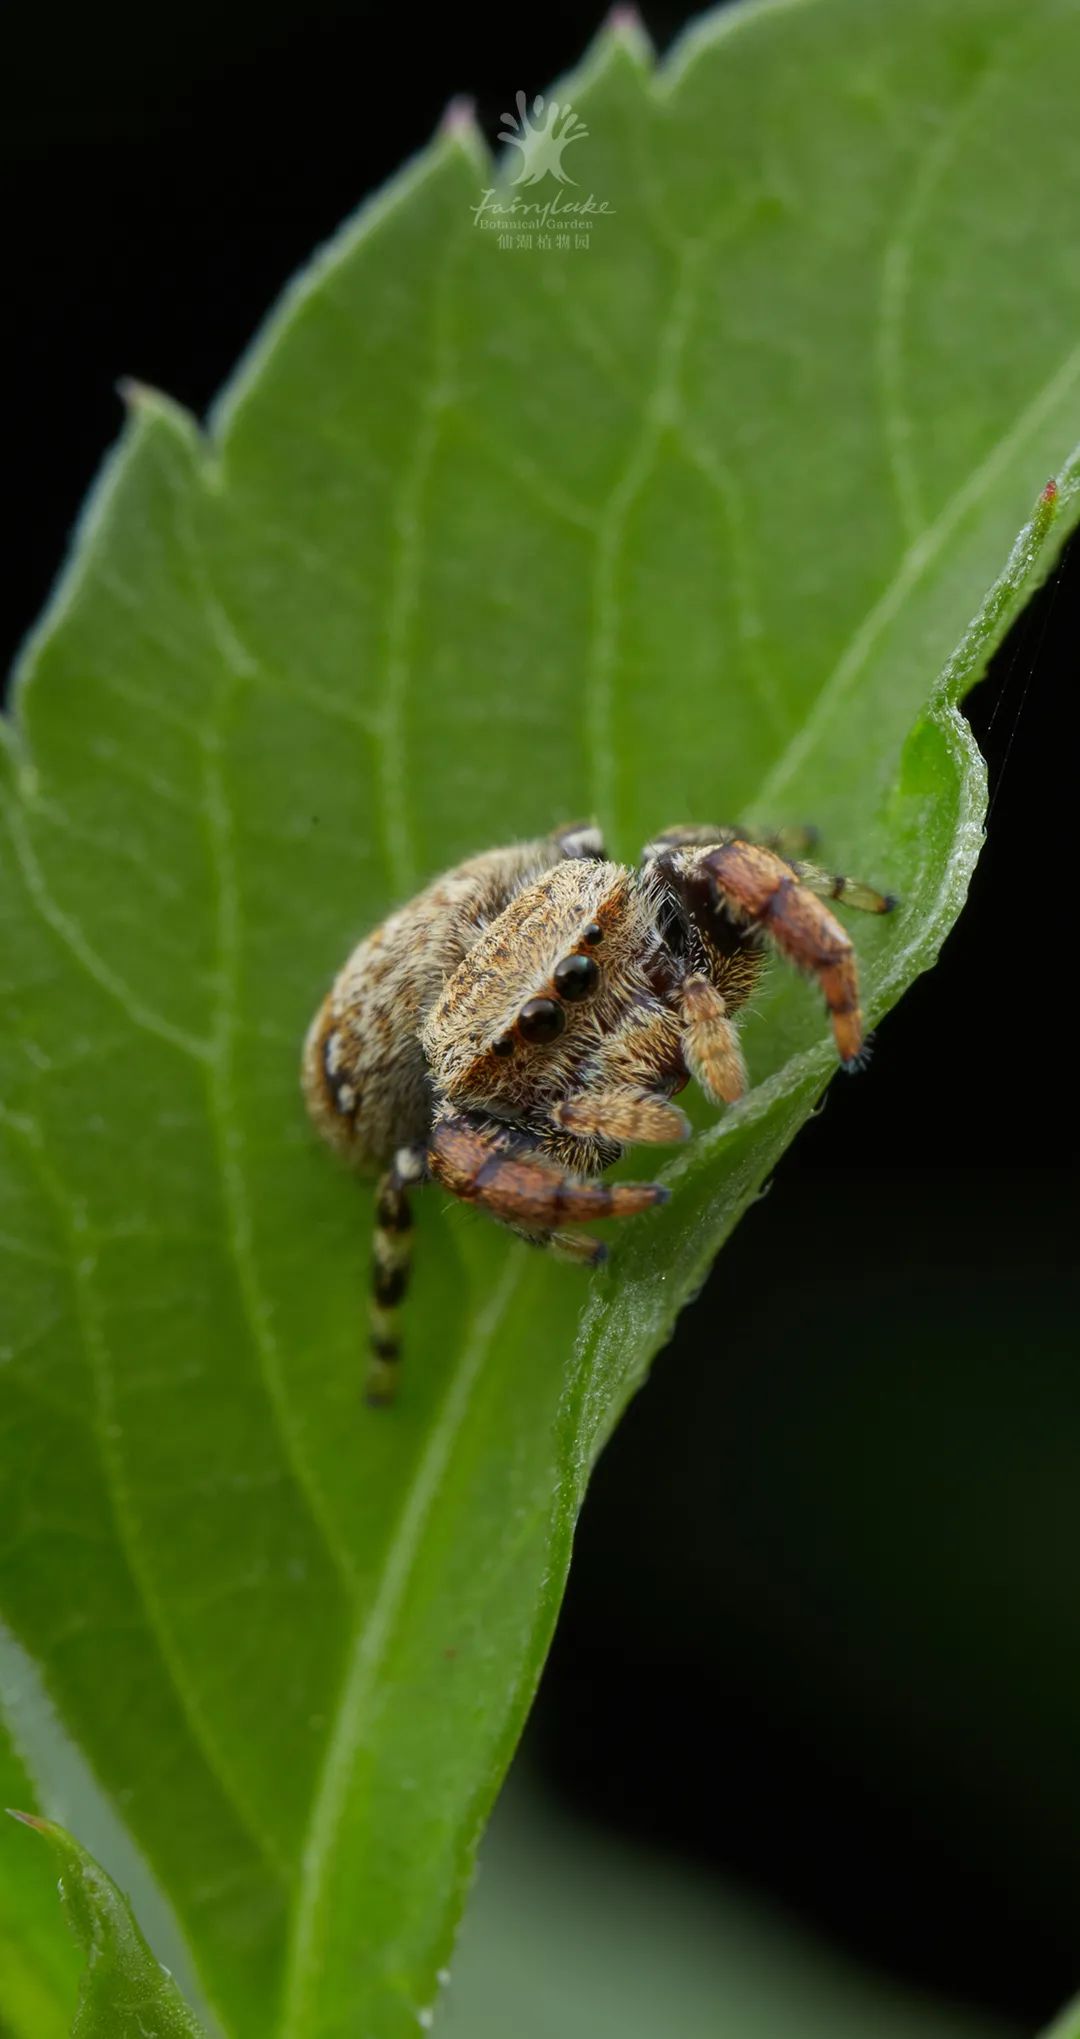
[553,953,600,1001]
[518,997,565,1044]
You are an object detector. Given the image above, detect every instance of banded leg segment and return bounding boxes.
[428,1114,668,1230]
[551,1091,690,1146]
[680,975,747,1104]
[508,1223,609,1267]
[703,840,868,1063]
[365,1149,423,1408]
[643,824,895,913]
[643,821,818,860]
[780,861,897,915]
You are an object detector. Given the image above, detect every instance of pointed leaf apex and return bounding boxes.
[116,375,157,410]
[6,1806,46,1828]
[440,93,476,135]
[437,94,486,171]
[115,376,197,441]
[604,4,654,59]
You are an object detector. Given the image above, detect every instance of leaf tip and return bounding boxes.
[115,377,201,457]
[437,94,487,170]
[6,1807,46,1830]
[116,375,157,412]
[603,3,655,60]
[439,93,477,137]
[1029,474,1061,550]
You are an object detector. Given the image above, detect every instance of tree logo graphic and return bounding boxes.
[498,91,590,186]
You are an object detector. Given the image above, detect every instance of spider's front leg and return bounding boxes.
[697,838,893,1063]
[427,1111,668,1260]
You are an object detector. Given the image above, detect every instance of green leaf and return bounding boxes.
[2,4,1080,2036]
[0,1712,77,2039]
[1043,1998,1080,2039]
[7,1815,206,2038]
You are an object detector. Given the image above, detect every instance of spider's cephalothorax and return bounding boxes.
[303,821,895,1404]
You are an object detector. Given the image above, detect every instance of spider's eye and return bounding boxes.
[518,997,565,1044]
[492,1035,515,1058]
[553,953,600,1001]
[581,921,603,945]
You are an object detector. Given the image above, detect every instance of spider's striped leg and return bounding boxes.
[680,974,748,1105]
[657,821,895,914]
[428,1114,667,1231]
[642,820,822,861]
[508,1223,608,1267]
[365,1145,426,1409]
[699,839,878,1064]
[778,860,897,915]
[550,1091,690,1145]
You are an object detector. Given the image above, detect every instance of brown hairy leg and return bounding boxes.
[428,1114,668,1229]
[680,975,748,1104]
[508,1223,609,1267]
[700,839,889,1064]
[550,1091,690,1145]
[777,860,897,915]
[646,822,895,915]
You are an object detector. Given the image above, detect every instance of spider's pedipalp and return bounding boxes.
[551,1091,691,1146]
[701,838,865,1063]
[680,974,748,1104]
[428,1114,668,1228]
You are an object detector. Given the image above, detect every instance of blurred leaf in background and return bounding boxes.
[541,1168,1080,2024]
[448,1781,1017,2039]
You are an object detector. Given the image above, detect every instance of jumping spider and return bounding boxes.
[303,821,895,1404]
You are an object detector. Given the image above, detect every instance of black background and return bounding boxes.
[3,0,1078,2028]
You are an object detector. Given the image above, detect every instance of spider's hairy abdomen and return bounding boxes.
[301,838,564,1169]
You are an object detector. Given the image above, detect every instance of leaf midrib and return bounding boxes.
[276,1253,525,2038]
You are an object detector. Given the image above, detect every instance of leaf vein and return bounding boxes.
[177,521,365,1600]
[1,800,210,1062]
[0,1103,294,1888]
[278,1250,525,2039]
[587,246,702,843]
[374,237,463,899]
[756,333,1080,810]
[876,23,1040,544]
